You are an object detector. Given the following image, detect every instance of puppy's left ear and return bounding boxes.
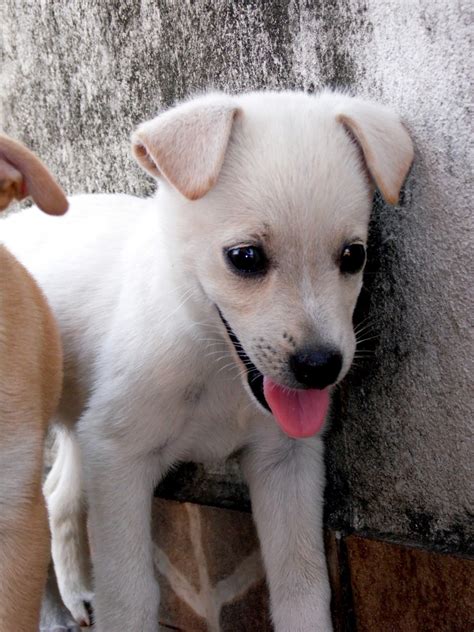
[132,96,241,201]
[337,100,414,205]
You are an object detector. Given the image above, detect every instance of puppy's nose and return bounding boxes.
[290,347,343,389]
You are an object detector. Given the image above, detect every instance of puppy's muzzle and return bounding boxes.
[289,347,343,389]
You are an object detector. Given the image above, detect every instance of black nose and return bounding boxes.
[289,347,343,389]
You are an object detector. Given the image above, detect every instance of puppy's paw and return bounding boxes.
[63,591,94,627]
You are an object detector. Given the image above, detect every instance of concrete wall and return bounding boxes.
[1,1,472,554]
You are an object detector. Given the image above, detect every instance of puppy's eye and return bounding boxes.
[340,243,366,274]
[226,245,268,276]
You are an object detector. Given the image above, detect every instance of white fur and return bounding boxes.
[0,90,413,631]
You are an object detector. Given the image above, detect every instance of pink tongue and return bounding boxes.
[263,377,330,438]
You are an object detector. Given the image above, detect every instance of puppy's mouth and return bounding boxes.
[217,309,270,413]
[216,308,330,438]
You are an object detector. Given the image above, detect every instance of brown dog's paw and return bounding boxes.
[0,133,68,214]
[0,162,24,211]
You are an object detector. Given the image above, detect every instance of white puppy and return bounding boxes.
[1,91,413,631]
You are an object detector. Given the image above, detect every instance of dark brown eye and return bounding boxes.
[226,245,268,276]
[340,243,366,274]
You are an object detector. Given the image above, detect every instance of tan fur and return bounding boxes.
[0,135,66,632]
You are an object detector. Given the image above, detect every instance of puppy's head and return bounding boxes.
[0,133,68,215]
[132,91,413,438]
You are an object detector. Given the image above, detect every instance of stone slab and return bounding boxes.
[346,535,474,632]
[152,498,272,631]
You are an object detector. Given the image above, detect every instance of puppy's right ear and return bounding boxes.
[0,134,68,215]
[131,97,240,201]
[336,99,414,205]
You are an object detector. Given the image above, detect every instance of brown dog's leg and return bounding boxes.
[0,134,66,631]
[0,247,63,632]
[0,456,50,632]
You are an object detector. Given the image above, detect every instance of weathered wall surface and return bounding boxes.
[1,1,472,553]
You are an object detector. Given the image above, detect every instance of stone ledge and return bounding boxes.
[154,498,474,632]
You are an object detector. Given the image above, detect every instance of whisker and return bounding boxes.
[154,288,197,328]
[356,334,380,345]
[354,319,378,335]
[197,339,225,346]
[215,362,240,376]
[205,353,229,363]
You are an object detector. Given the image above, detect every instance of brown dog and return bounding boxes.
[0,134,67,632]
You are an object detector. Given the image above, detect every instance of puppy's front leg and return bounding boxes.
[82,432,160,632]
[242,425,333,632]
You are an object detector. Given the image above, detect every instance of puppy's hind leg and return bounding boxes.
[43,426,93,627]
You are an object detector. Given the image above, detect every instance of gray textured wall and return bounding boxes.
[1,1,472,554]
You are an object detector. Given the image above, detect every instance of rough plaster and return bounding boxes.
[0,1,472,553]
